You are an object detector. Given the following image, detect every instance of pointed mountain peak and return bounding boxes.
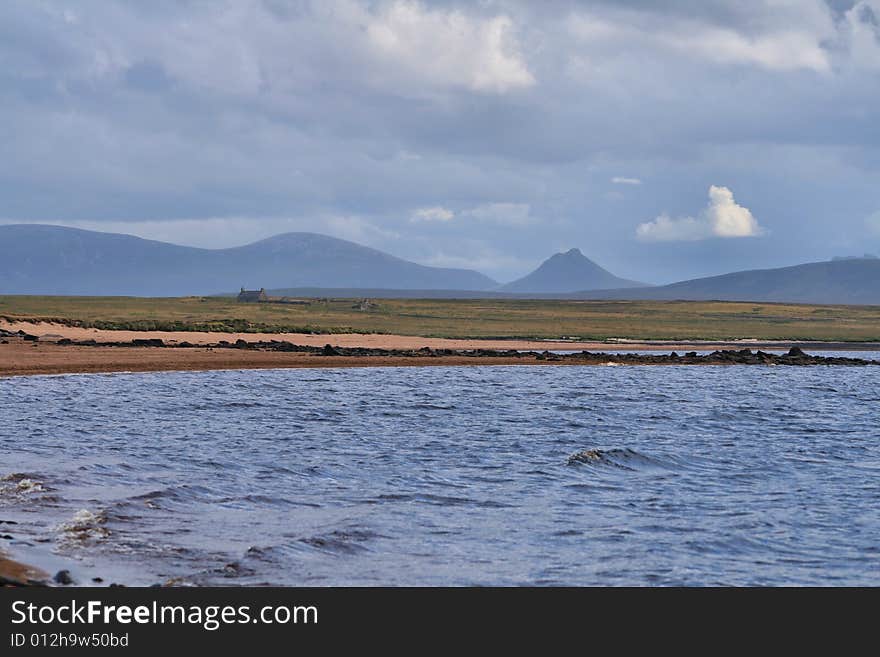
[558,247,583,257]
[500,248,646,293]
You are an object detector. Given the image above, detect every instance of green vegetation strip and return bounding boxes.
[1,295,879,342]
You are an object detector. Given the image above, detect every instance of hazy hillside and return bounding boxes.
[0,225,497,296]
[501,248,645,293]
[5,225,878,303]
[576,258,880,305]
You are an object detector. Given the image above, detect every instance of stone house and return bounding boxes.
[237,287,267,302]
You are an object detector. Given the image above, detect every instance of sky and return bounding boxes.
[2,0,880,284]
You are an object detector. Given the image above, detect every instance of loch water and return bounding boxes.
[2,360,879,586]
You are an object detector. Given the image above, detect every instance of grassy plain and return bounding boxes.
[1,295,879,342]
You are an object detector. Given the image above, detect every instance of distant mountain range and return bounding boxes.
[1,224,878,304]
[500,248,645,293]
[574,258,880,305]
[0,225,496,295]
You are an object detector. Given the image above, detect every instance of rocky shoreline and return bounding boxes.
[1,328,877,367]
[0,555,83,588]
[0,553,51,587]
[0,550,123,588]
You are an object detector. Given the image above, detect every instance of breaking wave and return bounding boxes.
[566,448,670,471]
[0,472,56,506]
[57,509,110,545]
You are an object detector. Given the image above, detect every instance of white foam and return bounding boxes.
[57,508,110,543]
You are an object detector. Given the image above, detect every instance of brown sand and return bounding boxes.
[0,553,49,586]
[0,319,837,352]
[0,340,559,377]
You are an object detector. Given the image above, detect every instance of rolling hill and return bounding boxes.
[0,225,497,296]
[3,224,878,304]
[576,257,880,305]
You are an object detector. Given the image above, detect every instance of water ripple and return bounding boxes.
[1,362,878,585]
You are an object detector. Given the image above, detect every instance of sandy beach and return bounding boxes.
[0,340,551,377]
[0,552,50,587]
[0,319,788,352]
[5,319,878,353]
[1,321,877,377]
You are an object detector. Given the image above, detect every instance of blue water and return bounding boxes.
[2,361,879,586]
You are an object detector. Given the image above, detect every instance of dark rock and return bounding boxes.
[567,449,603,465]
[17,329,875,367]
[53,570,74,585]
[131,338,164,347]
[22,333,38,342]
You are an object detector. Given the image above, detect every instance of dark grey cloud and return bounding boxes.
[1,0,879,282]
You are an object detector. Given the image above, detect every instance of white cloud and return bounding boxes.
[636,213,711,242]
[840,2,880,72]
[366,1,534,93]
[611,176,642,185]
[568,8,833,74]
[664,26,831,73]
[705,185,761,237]
[636,185,763,241]
[410,206,455,222]
[463,202,535,226]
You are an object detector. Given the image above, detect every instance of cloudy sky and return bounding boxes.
[2,0,880,284]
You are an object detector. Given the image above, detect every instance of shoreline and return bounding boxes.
[0,552,50,587]
[1,336,877,379]
[0,343,568,378]
[4,320,880,353]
